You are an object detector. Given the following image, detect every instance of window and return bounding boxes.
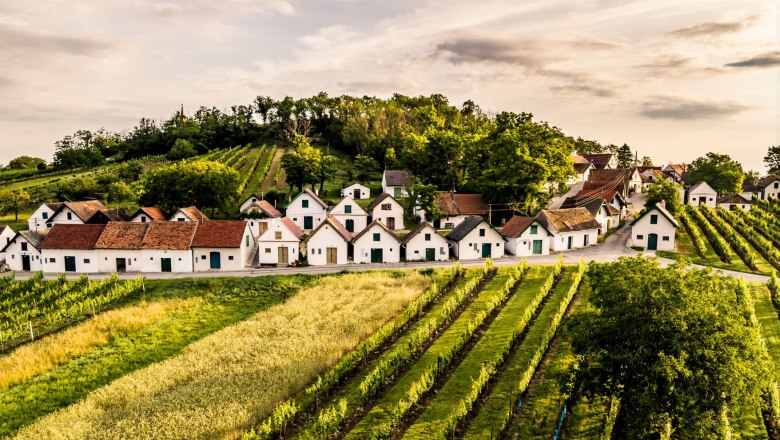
[228,256,234,260]
[265,248,271,253]
[50,257,56,263]
[662,236,670,241]
[373,233,381,241]
[650,214,658,224]
[141,216,147,222]
[252,198,257,203]
[67,212,72,220]
[381,203,392,211]
[637,235,644,239]
[424,233,431,241]
[275,231,282,240]
[201,255,206,260]
[479,229,485,237]
[530,225,538,235]
[178,218,185,222]
[84,259,90,263]
[21,242,27,251]
[345,205,352,214]
[302,199,309,208]
[440,247,445,254]
[246,235,250,246]
[42,212,48,219]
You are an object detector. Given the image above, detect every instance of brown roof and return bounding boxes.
[574,188,624,205]
[308,215,353,242]
[402,222,436,244]
[86,209,126,224]
[582,154,613,169]
[173,206,209,222]
[757,176,780,188]
[352,219,401,243]
[132,207,167,221]
[55,200,107,222]
[587,169,631,185]
[191,220,247,248]
[573,163,592,174]
[571,155,591,164]
[436,193,489,217]
[45,202,64,211]
[142,221,198,250]
[717,193,751,204]
[246,200,282,218]
[535,208,602,233]
[500,216,535,238]
[2,230,49,253]
[367,193,402,211]
[41,224,107,250]
[95,222,150,249]
[384,170,414,186]
[280,217,304,239]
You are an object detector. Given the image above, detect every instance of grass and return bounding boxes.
[403,266,568,439]
[15,271,431,440]
[751,283,780,374]
[563,395,609,439]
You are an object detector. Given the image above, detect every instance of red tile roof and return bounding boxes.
[54,200,107,222]
[436,193,489,216]
[280,217,304,239]
[95,222,149,249]
[250,200,282,217]
[40,224,107,250]
[142,221,198,250]
[191,220,248,248]
[132,207,167,221]
[309,215,353,242]
[173,206,209,222]
[500,216,535,238]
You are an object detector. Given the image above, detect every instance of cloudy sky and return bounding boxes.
[0,0,778,171]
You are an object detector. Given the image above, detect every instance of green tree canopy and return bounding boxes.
[5,156,46,170]
[139,160,240,213]
[616,143,633,169]
[0,189,30,222]
[688,152,744,194]
[280,136,323,192]
[166,139,198,161]
[764,145,780,176]
[640,156,654,167]
[644,179,682,215]
[570,258,772,438]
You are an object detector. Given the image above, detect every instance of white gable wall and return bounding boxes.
[28,205,57,230]
[257,219,301,265]
[330,198,368,234]
[342,184,370,199]
[688,183,717,207]
[632,211,676,251]
[404,227,449,262]
[371,200,405,231]
[763,180,780,200]
[49,207,86,225]
[505,222,550,256]
[4,238,43,271]
[306,225,349,265]
[353,225,401,264]
[286,194,327,231]
[450,225,505,260]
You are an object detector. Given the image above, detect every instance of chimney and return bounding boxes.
[659,200,666,208]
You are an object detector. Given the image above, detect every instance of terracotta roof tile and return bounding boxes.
[248,200,282,217]
[95,222,149,249]
[308,215,353,242]
[142,221,198,250]
[535,208,602,233]
[281,217,304,239]
[173,206,209,222]
[436,193,488,216]
[55,200,107,222]
[41,224,107,250]
[500,216,534,238]
[132,207,167,221]
[191,220,247,248]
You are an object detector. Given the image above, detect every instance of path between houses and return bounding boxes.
[260,148,286,191]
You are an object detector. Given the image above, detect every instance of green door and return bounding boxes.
[425,248,435,261]
[371,248,383,263]
[64,256,76,272]
[567,236,573,250]
[345,219,354,233]
[303,216,313,230]
[209,252,221,269]
[481,243,491,258]
[532,240,543,255]
[648,233,658,251]
[161,258,172,272]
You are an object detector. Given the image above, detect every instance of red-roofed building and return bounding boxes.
[501,215,553,256]
[286,188,328,231]
[191,220,254,271]
[306,215,352,265]
[257,217,304,266]
[40,224,107,273]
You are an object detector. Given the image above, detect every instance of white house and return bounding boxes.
[256,217,304,266]
[687,182,718,207]
[535,208,601,252]
[501,216,553,256]
[286,188,328,231]
[424,193,489,230]
[306,215,352,265]
[237,199,282,238]
[28,202,63,230]
[568,159,595,185]
[717,193,752,211]
[382,170,413,198]
[191,220,254,272]
[1,230,47,271]
[342,183,370,200]
[582,154,616,170]
[140,221,198,273]
[402,222,449,262]
[168,206,209,222]
[445,216,505,260]
[0,225,15,263]
[329,196,368,234]
[48,200,107,226]
[663,164,689,184]
[94,222,149,273]
[631,202,679,251]
[368,193,405,231]
[129,207,167,223]
[352,220,402,264]
[757,176,780,200]
[40,224,105,273]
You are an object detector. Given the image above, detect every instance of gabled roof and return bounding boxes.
[367,193,403,211]
[560,198,607,218]
[446,216,502,242]
[631,203,679,228]
[383,170,413,187]
[307,215,353,242]
[402,222,440,244]
[280,217,305,239]
[571,154,591,164]
[757,176,780,188]
[191,220,248,248]
[435,193,489,217]
[574,188,626,206]
[1,230,48,253]
[664,164,689,175]
[582,154,614,169]
[352,219,401,243]
[86,209,126,224]
[587,169,630,186]
[52,200,107,222]
[142,221,198,250]
[131,207,167,221]
[573,162,593,174]
[40,224,107,250]
[535,208,602,233]
[688,181,716,194]
[241,200,282,218]
[286,188,328,210]
[717,193,751,205]
[344,183,369,190]
[44,202,64,211]
[95,222,150,249]
[172,206,209,222]
[500,215,553,238]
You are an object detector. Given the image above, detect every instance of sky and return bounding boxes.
[0,0,778,172]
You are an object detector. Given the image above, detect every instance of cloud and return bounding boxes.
[0,27,111,56]
[435,36,549,68]
[725,51,780,68]
[668,16,756,38]
[637,95,748,120]
[550,83,617,98]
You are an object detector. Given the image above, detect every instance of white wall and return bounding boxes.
[688,189,717,207]
[371,201,405,231]
[330,197,368,234]
[437,215,472,230]
[49,207,85,225]
[239,196,261,213]
[42,249,100,273]
[405,227,449,262]
[28,205,56,230]
[5,239,42,271]
[140,249,193,272]
[631,213,676,251]
[505,222,550,256]
[306,225,349,265]
[763,182,780,200]
[550,230,599,251]
[192,248,245,271]
[96,250,144,273]
[450,225,505,260]
[352,225,401,264]
[129,213,154,223]
[257,219,301,265]
[286,194,327,231]
[719,203,752,212]
[342,185,370,199]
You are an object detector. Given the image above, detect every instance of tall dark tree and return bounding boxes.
[616,144,634,169]
[764,145,780,176]
[689,152,744,194]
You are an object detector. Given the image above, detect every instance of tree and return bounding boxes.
[0,189,30,222]
[139,161,240,213]
[765,145,780,176]
[316,154,337,193]
[572,137,604,155]
[53,176,100,200]
[616,144,633,169]
[280,136,322,192]
[688,153,744,194]
[644,179,682,215]
[52,130,106,169]
[116,160,144,182]
[354,154,380,182]
[108,181,134,207]
[640,156,654,167]
[405,181,440,222]
[743,170,760,189]
[5,156,46,170]
[570,258,772,438]
[166,139,197,161]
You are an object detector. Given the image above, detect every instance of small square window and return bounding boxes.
[530,225,538,234]
[201,255,206,260]
[345,205,352,214]
[21,242,28,251]
[373,233,381,242]
[637,235,644,239]
[275,231,282,240]
[424,233,431,241]
[50,257,56,263]
[84,259,90,263]
[265,248,271,253]
[381,203,392,211]
[302,199,309,208]
[650,215,658,225]
[42,212,48,219]
[662,236,670,241]
[178,218,185,222]
[479,229,485,237]
[228,256,234,260]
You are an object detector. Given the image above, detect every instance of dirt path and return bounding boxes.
[260,148,286,190]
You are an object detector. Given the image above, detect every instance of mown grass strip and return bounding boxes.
[463,264,584,439]
[403,263,574,439]
[343,263,540,440]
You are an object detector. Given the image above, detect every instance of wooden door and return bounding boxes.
[532,240,543,255]
[387,217,396,230]
[278,247,289,264]
[259,221,268,234]
[354,189,361,199]
[326,247,337,264]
